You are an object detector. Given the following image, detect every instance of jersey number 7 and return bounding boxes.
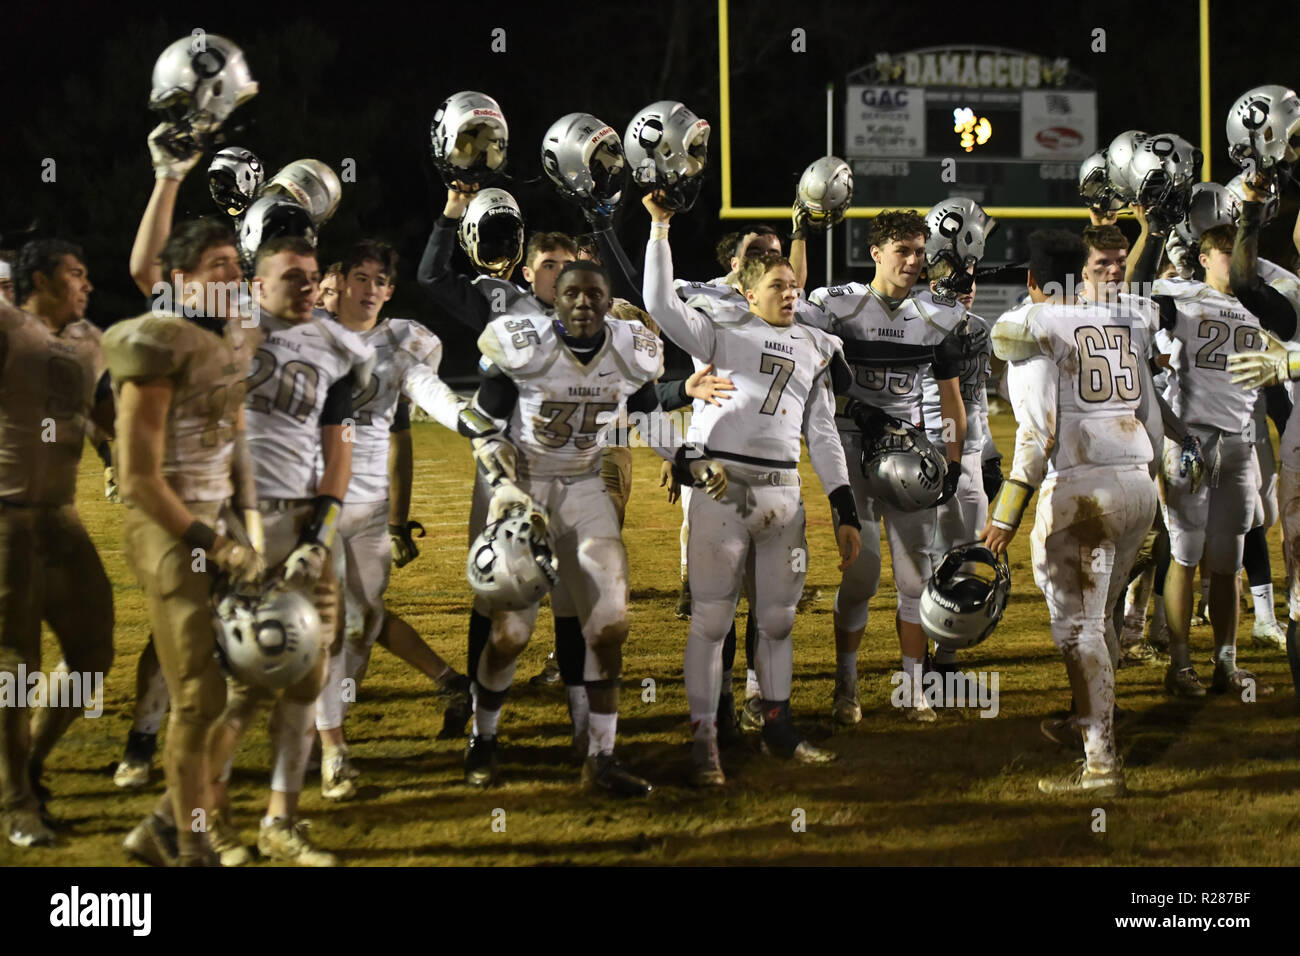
[759,353,795,415]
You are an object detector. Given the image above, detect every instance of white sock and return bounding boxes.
[588,711,617,756]
[1200,580,1211,608]
[745,668,760,699]
[901,655,924,706]
[1252,584,1276,624]
[835,651,857,687]
[315,646,347,732]
[472,702,501,738]
[133,666,171,736]
[691,714,717,741]
[566,685,590,737]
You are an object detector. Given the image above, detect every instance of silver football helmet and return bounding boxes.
[541,113,627,213]
[429,91,508,187]
[1151,133,1202,189]
[214,582,322,691]
[1078,150,1123,213]
[924,197,996,272]
[920,545,1011,651]
[1118,134,1175,207]
[1226,85,1300,172]
[262,159,342,226]
[208,147,264,216]
[149,34,258,132]
[1226,172,1279,224]
[459,188,525,278]
[1186,181,1240,236]
[796,156,854,227]
[1104,130,1149,203]
[237,196,316,271]
[466,504,559,612]
[859,420,947,512]
[624,100,711,211]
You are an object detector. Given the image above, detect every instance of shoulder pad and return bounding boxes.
[478,314,556,377]
[473,276,543,318]
[608,320,664,383]
[312,318,377,389]
[63,318,103,347]
[103,314,192,383]
[801,324,845,364]
[389,318,444,370]
[991,305,1046,363]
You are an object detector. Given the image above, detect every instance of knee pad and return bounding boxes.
[585,617,629,651]
[491,614,534,659]
[689,600,736,645]
[833,548,882,633]
[1169,528,1206,569]
[755,604,796,644]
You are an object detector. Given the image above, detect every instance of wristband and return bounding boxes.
[650,221,671,238]
[989,479,1034,531]
[1287,352,1300,382]
[298,495,343,550]
[827,484,861,530]
[181,521,218,551]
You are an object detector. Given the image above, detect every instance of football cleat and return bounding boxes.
[123,814,179,867]
[208,809,250,867]
[739,694,764,733]
[464,734,499,788]
[581,753,653,797]
[1118,640,1159,667]
[1165,665,1207,698]
[1193,598,1211,627]
[831,680,861,726]
[439,683,473,739]
[1037,760,1128,798]
[796,585,822,613]
[675,579,692,619]
[760,716,837,763]
[904,699,938,723]
[177,845,223,867]
[257,818,338,867]
[5,808,55,848]
[1210,664,1274,697]
[321,752,358,801]
[1252,618,1288,651]
[716,693,743,747]
[690,737,726,788]
[113,730,157,789]
[529,651,563,689]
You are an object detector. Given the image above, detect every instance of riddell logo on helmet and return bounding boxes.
[472,109,502,118]
[1035,127,1084,150]
[589,127,615,144]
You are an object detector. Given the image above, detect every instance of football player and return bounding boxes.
[317,262,343,316]
[461,259,701,795]
[643,193,861,785]
[314,239,469,798]
[0,253,14,305]
[204,236,373,866]
[985,230,1158,797]
[0,241,115,848]
[108,220,263,866]
[807,210,968,724]
[1144,221,1295,697]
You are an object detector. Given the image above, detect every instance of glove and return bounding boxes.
[791,202,812,241]
[933,320,989,376]
[1179,434,1205,494]
[282,542,328,587]
[148,122,203,181]
[689,458,728,501]
[487,482,549,532]
[981,454,1004,503]
[389,520,425,568]
[104,466,120,504]
[1227,329,1298,389]
[472,436,518,488]
[936,460,963,506]
[846,400,895,442]
[210,537,265,587]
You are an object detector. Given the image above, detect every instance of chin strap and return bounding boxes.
[989,479,1034,531]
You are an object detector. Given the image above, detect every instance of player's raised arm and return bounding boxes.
[129,124,203,296]
[1230,188,1299,339]
[416,184,493,333]
[641,194,717,362]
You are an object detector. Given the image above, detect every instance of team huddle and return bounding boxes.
[3,33,1300,866]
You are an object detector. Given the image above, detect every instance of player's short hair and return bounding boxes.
[254,236,318,274]
[1199,225,1235,256]
[1081,224,1129,254]
[341,240,397,281]
[928,259,954,281]
[13,238,85,304]
[869,210,929,250]
[1027,229,1087,294]
[556,260,609,287]
[524,232,577,269]
[738,252,793,292]
[160,217,237,276]
[324,261,344,279]
[716,225,781,269]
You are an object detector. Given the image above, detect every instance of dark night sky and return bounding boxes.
[3,0,1299,376]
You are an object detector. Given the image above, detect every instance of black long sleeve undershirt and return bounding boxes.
[1231,204,1299,340]
[417,216,493,334]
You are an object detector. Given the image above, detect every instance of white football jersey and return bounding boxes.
[246,315,375,500]
[808,282,960,427]
[478,315,662,479]
[321,317,461,504]
[645,243,849,492]
[993,301,1153,484]
[474,277,552,318]
[921,310,990,454]
[1152,277,1263,432]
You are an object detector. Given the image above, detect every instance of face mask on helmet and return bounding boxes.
[430,91,509,188]
[796,156,854,227]
[150,34,259,135]
[925,198,995,271]
[1226,172,1279,224]
[466,504,559,611]
[238,196,317,273]
[625,101,710,212]
[208,147,264,216]
[459,188,525,278]
[213,582,322,691]
[859,420,947,512]
[541,113,627,214]
[1227,85,1300,172]
[1122,135,1177,207]
[1078,151,1123,214]
[1150,133,1202,189]
[1186,181,1240,236]
[262,159,342,226]
[919,545,1011,651]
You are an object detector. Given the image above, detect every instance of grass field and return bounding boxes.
[4,410,1300,867]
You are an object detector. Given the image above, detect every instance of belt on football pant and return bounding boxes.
[709,456,801,487]
[257,497,313,513]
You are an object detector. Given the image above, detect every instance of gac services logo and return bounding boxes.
[1035,127,1083,150]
